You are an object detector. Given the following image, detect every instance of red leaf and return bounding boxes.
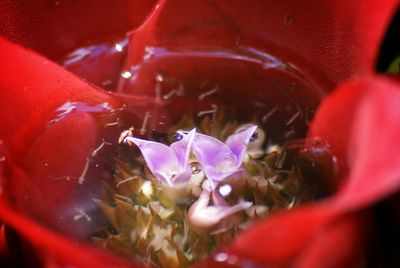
[123,0,398,90]
[294,213,370,268]
[0,1,399,267]
[0,198,141,268]
[310,77,400,208]
[0,0,157,58]
[228,76,400,266]
[337,78,400,210]
[0,38,115,164]
[229,203,334,266]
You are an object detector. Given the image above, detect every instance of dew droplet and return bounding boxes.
[250,131,259,142]
[190,162,202,174]
[219,184,232,197]
[214,252,229,262]
[115,43,123,52]
[155,73,164,82]
[121,71,132,79]
[223,153,236,166]
[217,153,237,172]
[173,133,183,142]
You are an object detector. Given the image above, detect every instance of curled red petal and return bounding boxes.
[294,213,370,268]
[0,139,142,267]
[228,203,334,266]
[0,37,165,235]
[0,36,171,267]
[0,38,115,237]
[0,199,141,268]
[227,76,400,266]
[336,78,400,210]
[310,76,400,208]
[0,0,157,58]
[0,38,116,164]
[308,80,367,183]
[124,0,399,91]
[12,112,98,237]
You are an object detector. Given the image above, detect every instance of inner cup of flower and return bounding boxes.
[73,43,333,267]
[9,39,333,268]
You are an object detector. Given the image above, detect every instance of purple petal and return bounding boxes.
[192,133,239,171]
[181,126,256,183]
[171,169,193,184]
[203,165,243,183]
[171,128,196,168]
[225,125,257,163]
[124,137,182,185]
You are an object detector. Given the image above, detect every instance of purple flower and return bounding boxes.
[123,129,196,186]
[189,125,257,187]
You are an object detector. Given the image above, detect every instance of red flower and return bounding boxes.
[0,0,399,267]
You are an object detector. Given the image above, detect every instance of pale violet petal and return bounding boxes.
[125,137,181,183]
[201,180,214,192]
[192,133,239,173]
[225,125,257,163]
[203,165,244,183]
[183,127,256,183]
[171,169,192,184]
[170,128,196,168]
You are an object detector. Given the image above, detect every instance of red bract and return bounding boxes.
[0,0,399,267]
[227,77,400,267]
